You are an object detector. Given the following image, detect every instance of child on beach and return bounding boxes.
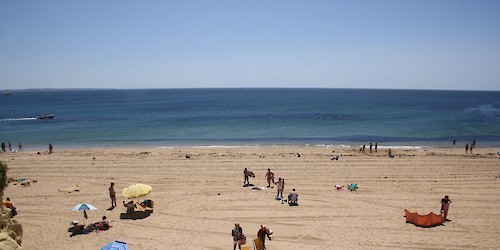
[265,169,275,188]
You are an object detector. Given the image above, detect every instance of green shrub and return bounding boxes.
[0,161,7,197]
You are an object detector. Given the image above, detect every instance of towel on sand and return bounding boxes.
[58,184,80,193]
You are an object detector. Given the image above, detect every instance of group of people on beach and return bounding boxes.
[452,138,478,154]
[0,142,55,154]
[465,138,477,154]
[359,142,378,153]
[232,223,273,250]
[1,141,22,153]
[69,216,111,237]
[244,168,298,205]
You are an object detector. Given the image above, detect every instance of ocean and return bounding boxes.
[1,88,500,149]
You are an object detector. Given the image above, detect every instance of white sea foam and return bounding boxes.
[0,117,37,121]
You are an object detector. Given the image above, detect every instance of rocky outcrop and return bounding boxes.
[0,205,23,250]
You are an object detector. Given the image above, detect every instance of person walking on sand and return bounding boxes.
[1,142,5,152]
[375,142,378,152]
[232,223,245,250]
[8,141,12,152]
[470,142,473,153]
[109,182,117,208]
[441,195,452,221]
[257,225,273,249]
[18,142,23,151]
[265,169,275,188]
[243,168,250,186]
[369,142,373,153]
[465,143,469,154]
[49,144,53,154]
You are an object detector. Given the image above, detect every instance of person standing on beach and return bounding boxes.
[8,141,12,152]
[18,142,23,151]
[243,168,250,186]
[472,138,476,149]
[109,182,117,208]
[275,178,285,199]
[369,143,373,153]
[265,169,275,188]
[48,144,53,154]
[257,225,272,249]
[1,142,5,152]
[452,139,456,146]
[441,195,452,220]
[465,143,469,153]
[470,142,473,154]
[375,142,378,152]
[232,223,244,250]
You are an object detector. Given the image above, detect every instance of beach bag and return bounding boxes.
[240,235,247,245]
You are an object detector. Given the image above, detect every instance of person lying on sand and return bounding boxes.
[86,216,111,231]
[69,221,91,237]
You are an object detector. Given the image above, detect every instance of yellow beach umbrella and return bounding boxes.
[122,183,152,199]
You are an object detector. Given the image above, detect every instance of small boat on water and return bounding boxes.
[36,114,55,120]
[3,90,10,95]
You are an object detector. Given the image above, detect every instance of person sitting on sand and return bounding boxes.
[4,198,17,217]
[265,169,275,188]
[388,148,394,158]
[288,188,298,205]
[87,216,111,231]
[140,199,154,209]
[123,200,148,212]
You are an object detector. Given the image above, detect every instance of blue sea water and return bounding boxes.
[1,88,500,149]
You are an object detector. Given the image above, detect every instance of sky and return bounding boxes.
[1,0,499,91]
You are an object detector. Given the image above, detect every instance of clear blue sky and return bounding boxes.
[1,0,499,90]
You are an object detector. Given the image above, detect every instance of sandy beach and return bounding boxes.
[3,146,500,249]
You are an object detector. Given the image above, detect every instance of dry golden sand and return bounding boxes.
[2,147,500,249]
